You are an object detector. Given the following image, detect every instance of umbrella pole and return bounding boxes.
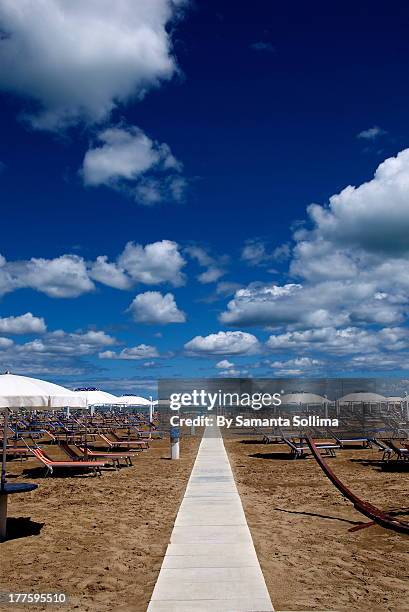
[1,408,9,491]
[1,407,9,539]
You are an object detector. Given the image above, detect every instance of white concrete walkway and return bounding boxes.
[147,425,274,612]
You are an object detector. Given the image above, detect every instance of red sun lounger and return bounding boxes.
[31,447,106,476]
[98,433,147,450]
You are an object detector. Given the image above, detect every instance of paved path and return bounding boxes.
[147,425,274,612]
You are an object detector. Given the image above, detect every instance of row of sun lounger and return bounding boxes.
[3,414,158,477]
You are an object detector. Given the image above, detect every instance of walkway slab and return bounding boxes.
[147,426,274,612]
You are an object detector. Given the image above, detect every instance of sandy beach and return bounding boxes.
[225,434,409,612]
[1,435,200,612]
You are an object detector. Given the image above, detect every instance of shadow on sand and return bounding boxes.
[4,517,44,541]
[22,467,103,478]
[249,451,298,460]
[274,507,364,526]
[351,458,409,472]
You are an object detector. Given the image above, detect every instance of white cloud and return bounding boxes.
[216,359,234,369]
[0,240,186,299]
[305,148,409,255]
[218,149,409,371]
[0,254,95,298]
[0,326,117,376]
[18,329,117,356]
[186,246,228,284]
[198,267,225,284]
[220,278,405,329]
[99,344,159,360]
[216,282,243,296]
[0,0,186,130]
[185,331,260,356]
[266,326,409,356]
[0,337,13,349]
[0,312,46,334]
[357,126,386,140]
[241,240,269,266]
[268,357,322,376]
[128,291,185,324]
[82,125,185,204]
[89,256,132,290]
[217,368,249,377]
[118,240,186,286]
[241,240,289,267]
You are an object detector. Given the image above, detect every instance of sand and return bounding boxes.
[1,434,200,612]
[224,434,409,612]
[2,430,408,612]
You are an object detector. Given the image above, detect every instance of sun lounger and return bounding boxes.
[284,438,339,459]
[59,441,133,468]
[381,439,409,461]
[371,439,394,461]
[108,431,149,448]
[77,446,134,467]
[98,433,147,450]
[30,447,106,476]
[331,434,371,448]
[5,446,30,460]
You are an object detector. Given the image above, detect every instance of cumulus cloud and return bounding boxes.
[268,356,322,376]
[128,291,185,324]
[117,240,186,286]
[305,149,409,255]
[88,256,132,290]
[221,276,406,330]
[215,148,409,373]
[216,359,234,369]
[266,326,409,356]
[0,326,118,377]
[18,329,117,356]
[0,337,14,349]
[217,368,249,377]
[0,312,46,334]
[185,246,228,284]
[0,254,95,298]
[185,331,260,356]
[267,327,374,355]
[82,125,185,204]
[357,126,386,140]
[0,0,186,130]
[99,344,159,360]
[0,240,187,299]
[241,240,290,267]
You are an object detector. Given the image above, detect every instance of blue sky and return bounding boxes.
[1,0,409,395]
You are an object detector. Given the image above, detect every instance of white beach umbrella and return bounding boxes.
[73,389,118,406]
[116,395,151,406]
[1,373,87,484]
[338,392,386,404]
[0,373,88,409]
[0,372,87,537]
